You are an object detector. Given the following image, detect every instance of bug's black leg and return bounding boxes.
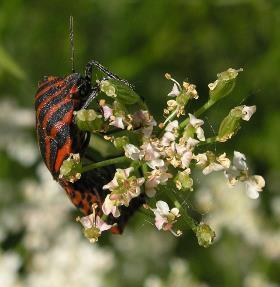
[80,132,91,156]
[81,86,99,109]
[85,60,134,90]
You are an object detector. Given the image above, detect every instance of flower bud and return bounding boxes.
[59,153,82,183]
[196,223,216,248]
[100,80,140,105]
[208,68,243,102]
[75,109,103,132]
[217,106,243,142]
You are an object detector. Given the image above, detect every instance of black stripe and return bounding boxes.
[38,88,71,125]
[55,124,71,148]
[35,80,69,110]
[37,77,62,94]
[49,137,58,175]
[46,101,73,134]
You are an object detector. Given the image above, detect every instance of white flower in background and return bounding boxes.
[124,144,142,160]
[225,151,265,199]
[195,152,230,175]
[241,105,256,121]
[153,201,181,236]
[145,168,172,197]
[188,113,205,141]
[0,252,21,287]
[77,204,112,243]
[102,168,144,217]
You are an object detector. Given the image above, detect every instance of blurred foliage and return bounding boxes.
[0,0,280,286]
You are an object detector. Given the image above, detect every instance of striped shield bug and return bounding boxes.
[34,17,144,233]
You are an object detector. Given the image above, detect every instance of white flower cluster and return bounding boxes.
[72,69,265,243]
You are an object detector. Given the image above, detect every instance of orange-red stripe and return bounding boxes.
[42,97,71,129]
[54,137,72,173]
[50,110,73,138]
[35,79,65,100]
[36,83,70,120]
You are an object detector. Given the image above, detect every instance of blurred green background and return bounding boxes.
[0,0,279,286]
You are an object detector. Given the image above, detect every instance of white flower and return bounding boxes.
[140,142,164,169]
[195,152,230,175]
[109,116,125,129]
[102,167,144,216]
[153,201,180,233]
[241,105,256,121]
[168,83,181,97]
[161,120,178,146]
[224,151,265,199]
[102,105,113,120]
[77,205,112,243]
[124,144,141,160]
[233,151,248,171]
[188,113,205,141]
[245,175,265,199]
[185,137,200,151]
[102,194,121,218]
[145,168,172,197]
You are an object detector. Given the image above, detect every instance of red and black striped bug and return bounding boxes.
[34,17,143,233]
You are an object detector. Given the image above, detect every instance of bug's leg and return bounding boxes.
[85,60,134,89]
[81,86,99,109]
[79,132,91,156]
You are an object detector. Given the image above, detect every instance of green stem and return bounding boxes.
[179,99,216,129]
[173,196,197,232]
[198,136,218,146]
[162,185,198,232]
[82,156,131,173]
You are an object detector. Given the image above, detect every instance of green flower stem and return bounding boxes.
[81,156,131,173]
[173,197,197,232]
[179,99,216,129]
[198,136,218,146]
[162,185,198,232]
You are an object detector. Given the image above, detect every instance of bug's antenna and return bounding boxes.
[69,16,75,73]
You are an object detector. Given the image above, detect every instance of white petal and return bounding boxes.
[95,216,112,232]
[189,113,204,128]
[124,144,141,160]
[102,105,113,120]
[233,151,248,171]
[155,200,170,215]
[242,105,256,121]
[147,159,165,169]
[168,83,180,97]
[196,127,205,141]
[155,214,167,230]
[165,120,178,132]
[181,151,192,169]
